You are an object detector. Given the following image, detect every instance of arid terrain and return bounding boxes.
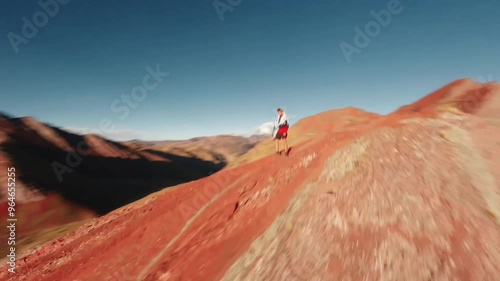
[0,116,263,261]
[125,134,267,165]
[1,78,500,280]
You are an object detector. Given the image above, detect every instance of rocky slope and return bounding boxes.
[0,115,232,260]
[2,79,499,281]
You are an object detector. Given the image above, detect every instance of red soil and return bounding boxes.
[1,80,499,280]
[0,112,237,264]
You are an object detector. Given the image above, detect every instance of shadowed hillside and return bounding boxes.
[2,140,223,215]
[0,115,226,258]
[2,79,499,281]
[0,115,225,214]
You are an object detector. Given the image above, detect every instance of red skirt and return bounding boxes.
[275,126,289,139]
[277,126,288,135]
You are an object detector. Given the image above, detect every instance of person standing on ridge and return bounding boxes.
[272,108,289,156]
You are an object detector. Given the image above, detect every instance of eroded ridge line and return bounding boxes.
[136,175,249,280]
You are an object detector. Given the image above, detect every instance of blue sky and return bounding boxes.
[1,0,499,140]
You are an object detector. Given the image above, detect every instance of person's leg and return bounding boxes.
[284,137,289,155]
[275,138,280,154]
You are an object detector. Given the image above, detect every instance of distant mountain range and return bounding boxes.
[124,134,268,164]
[3,78,500,280]
[0,114,266,257]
